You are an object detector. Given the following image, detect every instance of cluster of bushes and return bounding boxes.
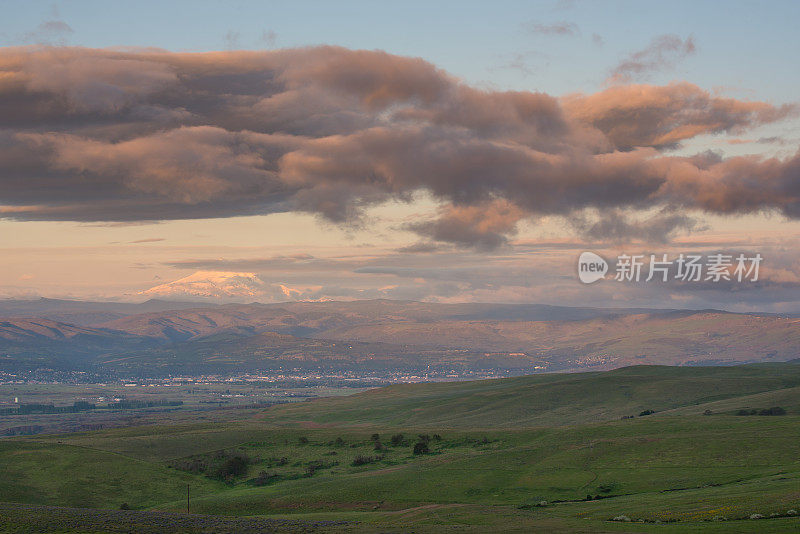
[351,454,385,466]
[170,449,257,482]
[304,459,337,476]
[377,432,443,454]
[621,410,656,419]
[412,433,443,454]
[109,399,183,409]
[471,436,494,447]
[0,402,95,415]
[736,406,787,416]
[264,456,289,467]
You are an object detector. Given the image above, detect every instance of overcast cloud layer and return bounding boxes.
[0,46,798,249]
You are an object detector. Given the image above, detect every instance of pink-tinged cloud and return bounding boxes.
[0,46,797,248]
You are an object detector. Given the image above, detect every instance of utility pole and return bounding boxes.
[186,484,190,514]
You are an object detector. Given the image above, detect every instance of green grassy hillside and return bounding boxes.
[0,440,222,509]
[1,364,798,532]
[258,363,800,427]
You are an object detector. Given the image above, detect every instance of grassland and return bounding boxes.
[0,363,798,532]
[257,363,800,427]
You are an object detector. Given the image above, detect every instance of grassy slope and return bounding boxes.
[1,364,799,532]
[0,440,223,510]
[256,364,800,427]
[149,418,798,515]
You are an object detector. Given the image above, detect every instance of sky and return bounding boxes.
[0,0,799,311]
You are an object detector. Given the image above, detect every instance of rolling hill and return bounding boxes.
[259,362,800,427]
[2,363,799,532]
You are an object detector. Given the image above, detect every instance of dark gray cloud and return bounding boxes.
[571,209,704,243]
[0,46,797,249]
[396,242,448,254]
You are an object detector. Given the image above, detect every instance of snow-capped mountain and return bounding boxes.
[139,271,266,300]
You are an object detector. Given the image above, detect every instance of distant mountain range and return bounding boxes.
[0,299,798,376]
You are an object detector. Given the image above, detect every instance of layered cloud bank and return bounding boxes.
[0,46,797,248]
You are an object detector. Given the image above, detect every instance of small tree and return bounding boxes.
[413,441,430,455]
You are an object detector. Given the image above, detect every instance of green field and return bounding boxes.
[1,364,799,532]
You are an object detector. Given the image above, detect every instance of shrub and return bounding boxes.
[597,483,616,494]
[119,503,130,510]
[413,441,430,455]
[703,409,713,415]
[334,436,345,446]
[390,433,405,446]
[638,409,655,416]
[298,436,309,444]
[418,434,431,443]
[759,406,786,416]
[352,455,375,466]
[370,433,380,442]
[215,455,249,479]
[433,434,442,441]
[373,440,384,451]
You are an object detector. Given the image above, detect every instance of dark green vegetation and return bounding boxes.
[2,299,799,375]
[0,363,798,532]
